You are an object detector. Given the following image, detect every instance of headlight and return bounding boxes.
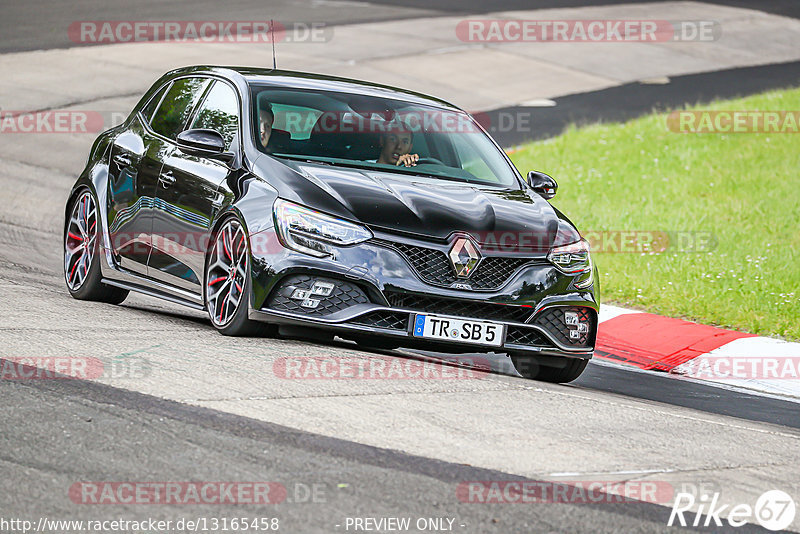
[274,199,372,258]
[548,238,591,275]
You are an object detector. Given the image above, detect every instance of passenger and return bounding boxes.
[259,101,274,149]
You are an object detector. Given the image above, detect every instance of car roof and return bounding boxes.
[165,65,462,111]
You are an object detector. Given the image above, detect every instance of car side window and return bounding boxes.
[190,81,240,151]
[141,82,170,124]
[269,104,323,140]
[150,77,210,140]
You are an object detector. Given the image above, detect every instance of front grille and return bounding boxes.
[472,257,532,289]
[533,306,596,347]
[375,240,532,290]
[266,274,369,316]
[506,326,554,347]
[385,292,532,323]
[391,242,456,286]
[352,311,409,331]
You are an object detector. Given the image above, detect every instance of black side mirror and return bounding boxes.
[526,171,558,200]
[176,129,234,163]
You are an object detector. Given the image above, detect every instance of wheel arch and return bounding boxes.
[207,176,279,255]
[204,176,279,309]
[65,134,115,235]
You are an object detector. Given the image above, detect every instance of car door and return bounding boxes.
[108,76,211,277]
[148,79,240,292]
[106,83,170,276]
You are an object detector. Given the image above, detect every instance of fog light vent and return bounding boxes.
[532,306,596,346]
[266,275,368,315]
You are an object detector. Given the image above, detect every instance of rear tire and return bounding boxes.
[510,354,588,383]
[64,189,129,304]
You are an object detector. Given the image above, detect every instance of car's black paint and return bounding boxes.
[66,66,599,380]
[176,128,227,156]
[258,158,560,243]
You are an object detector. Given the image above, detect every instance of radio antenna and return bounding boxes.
[270,20,277,70]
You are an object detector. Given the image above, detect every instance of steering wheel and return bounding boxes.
[415,157,445,166]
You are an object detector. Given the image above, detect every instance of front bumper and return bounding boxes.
[247,229,598,359]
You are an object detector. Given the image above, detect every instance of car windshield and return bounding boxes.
[250,84,520,187]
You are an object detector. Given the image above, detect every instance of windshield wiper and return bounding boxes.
[272,153,334,165]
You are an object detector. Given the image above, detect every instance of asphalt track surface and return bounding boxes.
[365,0,800,19]
[2,0,799,53]
[0,373,783,534]
[2,119,800,532]
[485,61,800,146]
[3,2,800,533]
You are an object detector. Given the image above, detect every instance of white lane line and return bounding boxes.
[545,468,677,477]
[518,98,557,107]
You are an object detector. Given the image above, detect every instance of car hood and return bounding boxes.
[257,157,566,248]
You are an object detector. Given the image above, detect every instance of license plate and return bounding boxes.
[412,314,505,347]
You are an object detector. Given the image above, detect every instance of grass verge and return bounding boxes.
[509,88,800,340]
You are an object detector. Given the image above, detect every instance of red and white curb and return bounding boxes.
[596,305,800,399]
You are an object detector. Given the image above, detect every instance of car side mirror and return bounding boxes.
[176,129,234,163]
[526,171,558,200]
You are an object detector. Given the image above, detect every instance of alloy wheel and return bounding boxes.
[64,191,97,291]
[206,218,248,327]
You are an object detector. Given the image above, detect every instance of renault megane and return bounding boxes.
[64,66,598,382]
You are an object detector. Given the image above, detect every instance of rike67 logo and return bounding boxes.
[668,490,795,531]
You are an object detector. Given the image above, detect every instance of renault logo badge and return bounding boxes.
[448,237,482,279]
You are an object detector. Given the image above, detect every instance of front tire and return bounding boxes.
[64,189,128,304]
[510,354,588,383]
[204,216,272,337]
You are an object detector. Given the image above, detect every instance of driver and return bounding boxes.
[375,124,419,167]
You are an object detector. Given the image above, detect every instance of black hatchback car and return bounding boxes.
[64,66,598,382]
